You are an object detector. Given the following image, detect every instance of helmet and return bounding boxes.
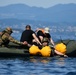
[5,27,13,33]
[42,38,49,43]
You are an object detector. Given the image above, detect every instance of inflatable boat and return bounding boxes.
[0,39,76,57]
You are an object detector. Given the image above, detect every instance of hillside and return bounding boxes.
[0,3,76,22]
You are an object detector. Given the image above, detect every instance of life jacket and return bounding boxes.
[55,43,66,54]
[38,28,45,34]
[29,45,51,57]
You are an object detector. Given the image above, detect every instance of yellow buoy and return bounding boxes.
[29,45,51,57]
[40,46,51,57]
[55,43,66,54]
[29,45,40,55]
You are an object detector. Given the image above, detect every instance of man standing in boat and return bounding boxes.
[0,27,25,47]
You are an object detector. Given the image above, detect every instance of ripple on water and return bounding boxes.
[0,57,75,75]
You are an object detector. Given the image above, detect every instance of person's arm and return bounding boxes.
[39,36,43,42]
[9,36,24,45]
[23,41,31,47]
[54,50,68,57]
[50,38,55,46]
[32,33,42,45]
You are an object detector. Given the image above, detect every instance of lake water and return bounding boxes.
[0,24,76,75]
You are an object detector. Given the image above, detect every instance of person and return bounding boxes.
[36,27,55,47]
[0,27,25,47]
[35,28,44,42]
[29,37,68,57]
[20,25,41,49]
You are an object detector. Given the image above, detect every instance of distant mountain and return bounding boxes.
[0,3,76,22]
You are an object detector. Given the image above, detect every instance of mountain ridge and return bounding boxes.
[0,3,76,22]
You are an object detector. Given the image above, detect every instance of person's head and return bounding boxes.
[42,38,49,46]
[5,27,13,34]
[44,27,50,34]
[25,25,31,30]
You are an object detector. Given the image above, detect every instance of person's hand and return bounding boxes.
[23,41,28,45]
[64,54,68,57]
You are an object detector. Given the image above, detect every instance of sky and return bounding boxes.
[0,0,76,8]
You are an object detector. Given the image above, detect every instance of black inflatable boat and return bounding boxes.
[0,39,76,57]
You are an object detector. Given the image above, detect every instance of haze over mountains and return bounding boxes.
[0,3,76,23]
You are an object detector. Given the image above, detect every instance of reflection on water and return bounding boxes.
[29,57,50,64]
[0,57,76,75]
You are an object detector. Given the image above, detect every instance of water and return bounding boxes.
[0,24,76,75]
[0,57,76,75]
